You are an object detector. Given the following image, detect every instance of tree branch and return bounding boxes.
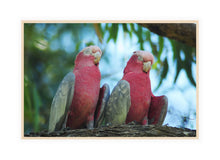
[25,124,196,137]
[139,23,196,47]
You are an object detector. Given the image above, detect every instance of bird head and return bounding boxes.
[133,51,154,73]
[74,46,102,69]
[81,46,102,65]
[124,51,154,74]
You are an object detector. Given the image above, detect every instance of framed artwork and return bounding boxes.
[22,21,198,139]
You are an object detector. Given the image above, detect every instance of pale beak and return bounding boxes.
[93,52,101,64]
[143,61,151,72]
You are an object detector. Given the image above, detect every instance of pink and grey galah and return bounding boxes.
[100,51,168,126]
[48,46,109,132]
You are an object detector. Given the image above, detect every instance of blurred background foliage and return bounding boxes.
[24,23,196,133]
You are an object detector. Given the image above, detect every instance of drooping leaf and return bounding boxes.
[130,23,135,33]
[170,39,196,87]
[170,39,177,61]
[155,58,169,90]
[182,44,196,86]
[106,23,112,43]
[158,36,164,59]
[145,30,151,41]
[136,25,144,50]
[146,32,158,56]
[170,40,183,83]
[93,23,103,43]
[174,51,182,83]
[122,23,129,33]
[112,24,119,43]
[106,23,119,43]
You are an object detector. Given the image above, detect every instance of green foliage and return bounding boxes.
[170,40,196,86]
[155,58,169,90]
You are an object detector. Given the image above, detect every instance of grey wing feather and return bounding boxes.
[48,72,75,132]
[103,80,131,126]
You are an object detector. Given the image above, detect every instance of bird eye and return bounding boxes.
[138,56,143,61]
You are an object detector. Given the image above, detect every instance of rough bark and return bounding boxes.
[139,23,196,47]
[25,124,196,137]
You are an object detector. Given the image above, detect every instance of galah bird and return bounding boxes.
[101,51,168,126]
[48,46,110,132]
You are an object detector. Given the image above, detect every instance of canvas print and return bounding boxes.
[23,22,197,138]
